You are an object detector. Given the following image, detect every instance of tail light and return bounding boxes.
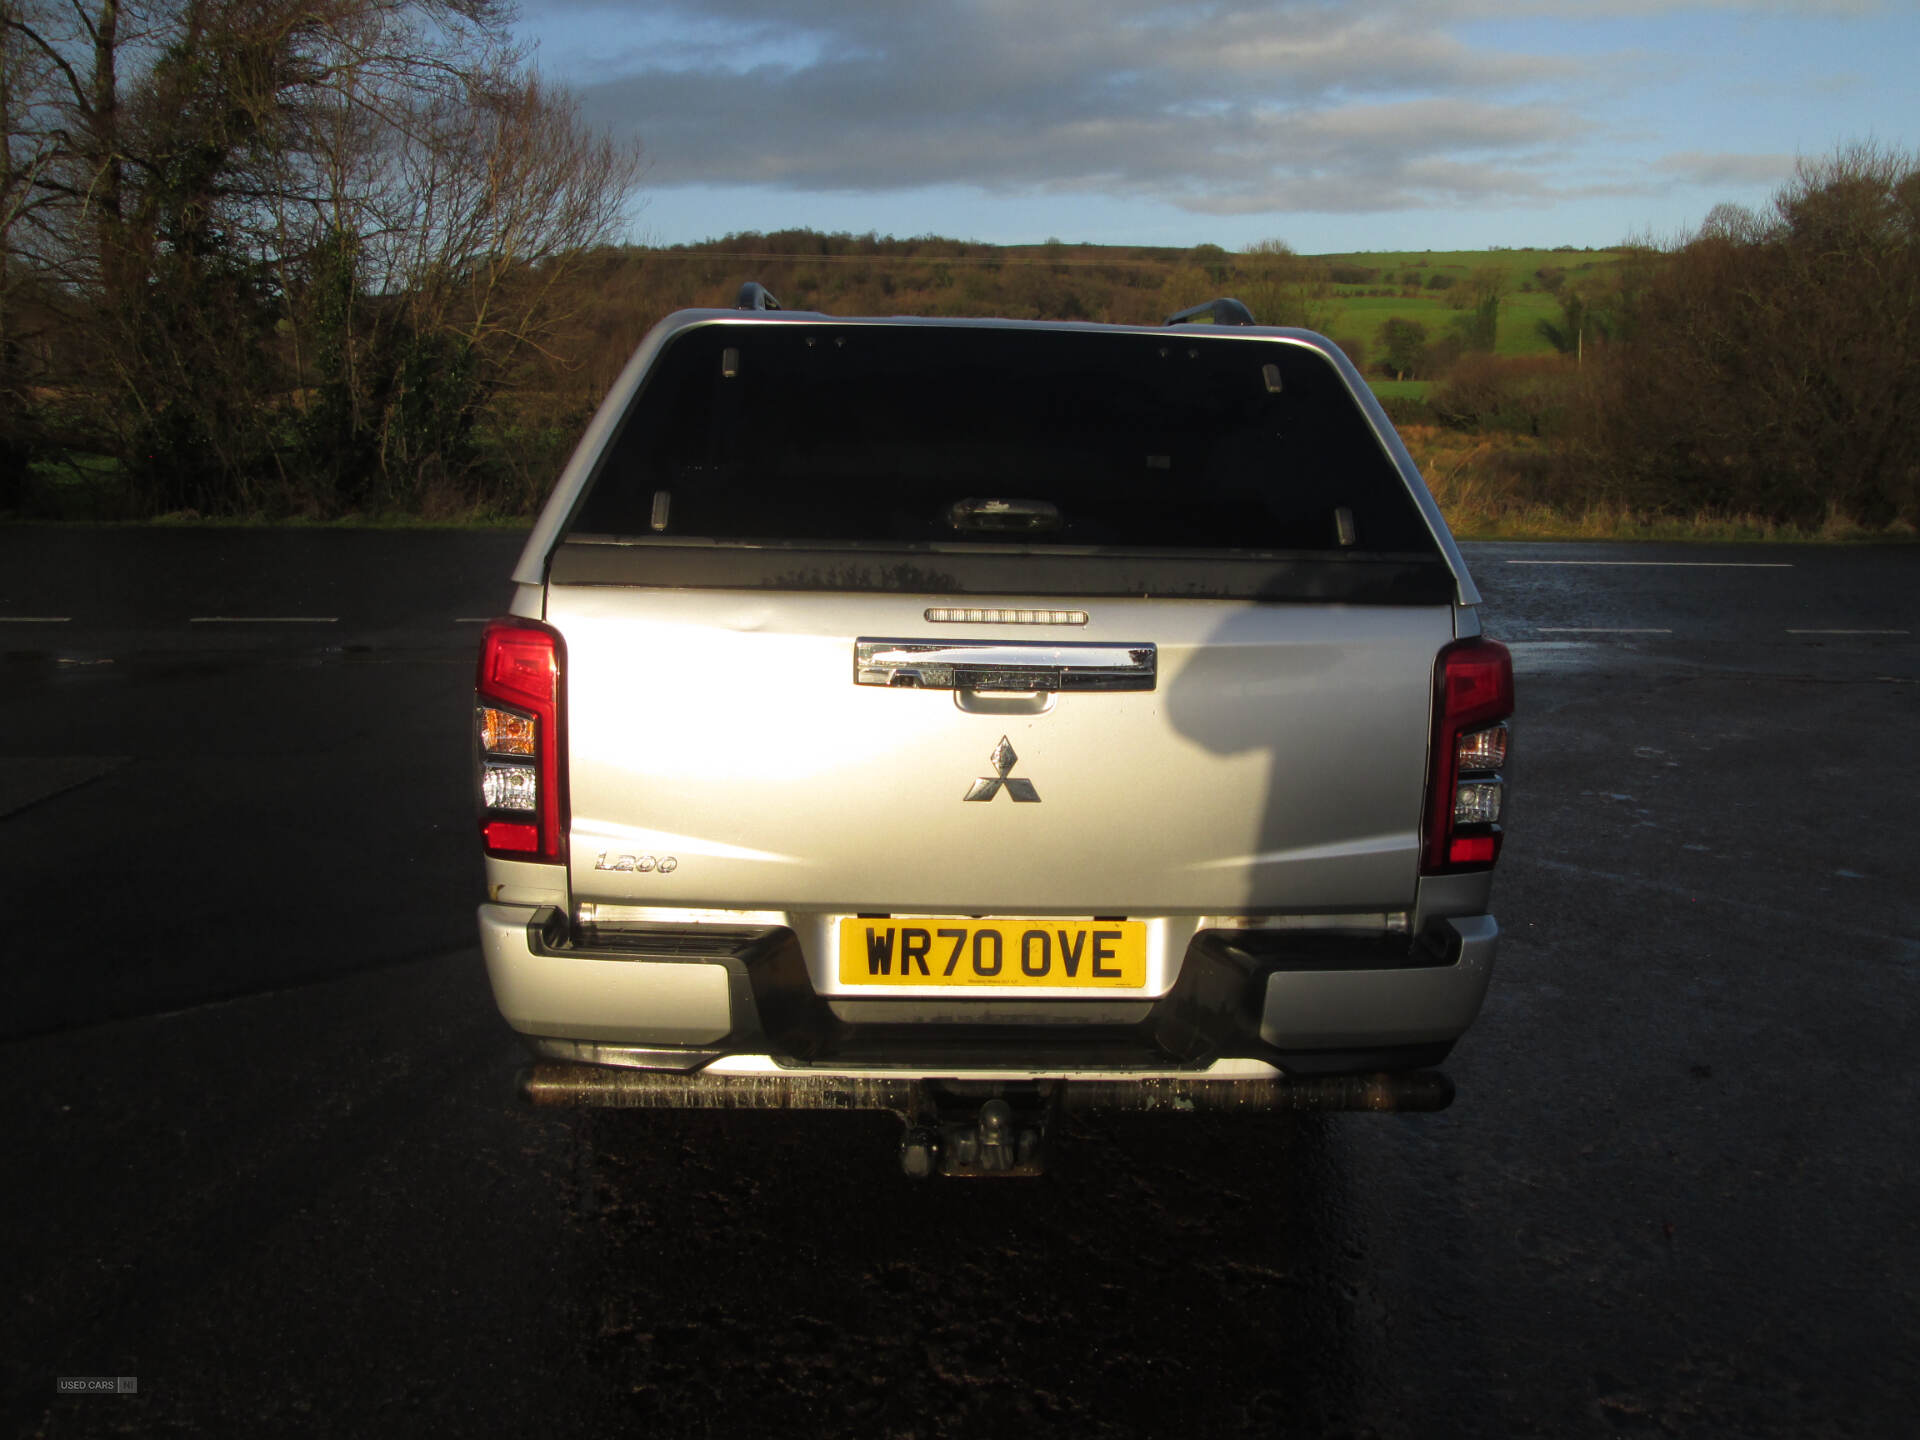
[1422,637,1513,874]
[475,619,566,861]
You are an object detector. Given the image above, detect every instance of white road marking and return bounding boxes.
[1538,627,1673,634]
[1504,560,1793,568]
[0,616,71,622]
[1787,629,1908,635]
[188,616,338,624]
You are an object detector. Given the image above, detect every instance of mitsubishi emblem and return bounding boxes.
[964,736,1040,803]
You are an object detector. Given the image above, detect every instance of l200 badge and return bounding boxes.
[594,852,679,873]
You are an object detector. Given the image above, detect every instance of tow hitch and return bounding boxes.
[900,1090,1057,1179]
[522,1064,1453,1178]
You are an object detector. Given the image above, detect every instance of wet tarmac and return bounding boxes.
[3,529,1915,1436]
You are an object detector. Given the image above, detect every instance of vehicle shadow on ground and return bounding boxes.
[560,1107,1377,1439]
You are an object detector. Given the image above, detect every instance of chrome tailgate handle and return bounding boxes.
[855,639,1156,692]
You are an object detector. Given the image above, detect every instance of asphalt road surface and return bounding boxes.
[4,528,1915,1437]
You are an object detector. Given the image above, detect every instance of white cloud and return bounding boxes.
[522,0,1888,224]
[1438,0,1880,14]
[1654,150,1800,186]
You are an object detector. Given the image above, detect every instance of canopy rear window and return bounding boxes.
[558,321,1449,601]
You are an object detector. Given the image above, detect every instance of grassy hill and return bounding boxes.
[605,235,1637,390]
[1314,248,1630,368]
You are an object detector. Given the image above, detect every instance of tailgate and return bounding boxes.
[552,584,1451,915]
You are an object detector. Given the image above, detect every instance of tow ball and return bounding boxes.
[901,1095,1053,1179]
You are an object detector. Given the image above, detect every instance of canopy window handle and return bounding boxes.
[854,640,1156,693]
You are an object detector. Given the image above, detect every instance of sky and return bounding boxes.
[513,0,1920,253]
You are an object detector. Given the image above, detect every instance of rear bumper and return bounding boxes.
[479,903,1497,1079]
[520,1066,1457,1115]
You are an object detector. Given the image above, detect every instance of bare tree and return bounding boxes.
[0,0,641,515]
[322,64,642,507]
[1237,237,1334,332]
[0,2,65,502]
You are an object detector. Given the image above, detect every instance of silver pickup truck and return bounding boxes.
[474,289,1512,1176]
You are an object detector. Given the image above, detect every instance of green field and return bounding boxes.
[1312,248,1629,360]
[1317,247,1625,284]
[1365,378,1431,401]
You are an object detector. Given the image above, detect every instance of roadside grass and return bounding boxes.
[24,452,131,520]
[13,445,1909,544]
[10,404,1909,545]
[143,510,535,529]
[1400,424,1918,542]
[2,508,533,529]
[1441,505,1917,543]
[4,234,1905,547]
[16,450,534,528]
[11,467,532,529]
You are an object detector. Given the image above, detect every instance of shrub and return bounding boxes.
[1586,142,1920,526]
[1429,353,1581,437]
[1376,394,1432,428]
[1378,317,1429,380]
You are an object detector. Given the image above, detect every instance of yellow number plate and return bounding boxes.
[838,919,1147,988]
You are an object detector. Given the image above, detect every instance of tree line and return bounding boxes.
[0,0,640,518]
[1416,146,1917,530]
[1588,148,1918,528]
[0,33,1910,539]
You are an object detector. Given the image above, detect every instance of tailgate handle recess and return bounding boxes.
[855,640,1156,693]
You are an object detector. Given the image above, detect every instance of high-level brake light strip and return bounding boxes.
[1787,629,1908,636]
[1537,627,1672,634]
[0,616,70,622]
[189,616,338,624]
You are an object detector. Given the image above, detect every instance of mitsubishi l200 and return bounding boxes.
[474,289,1513,1176]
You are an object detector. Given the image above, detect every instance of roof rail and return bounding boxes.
[1165,297,1255,327]
[736,281,783,311]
